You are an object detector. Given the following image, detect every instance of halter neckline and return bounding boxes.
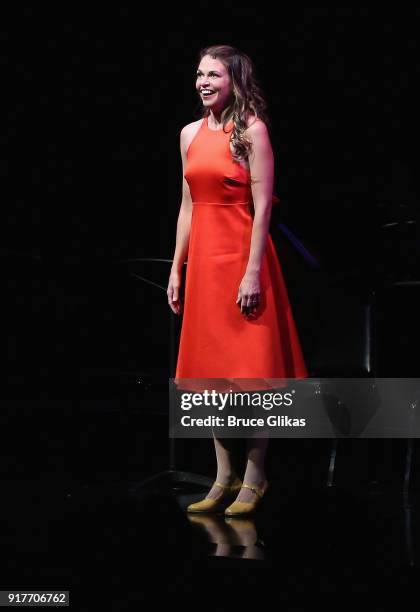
[205,116,233,132]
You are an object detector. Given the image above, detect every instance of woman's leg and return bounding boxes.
[235,437,269,502]
[206,435,241,499]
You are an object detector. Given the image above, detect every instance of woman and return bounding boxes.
[167,45,308,516]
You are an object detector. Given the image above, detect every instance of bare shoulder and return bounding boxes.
[181,118,204,139]
[244,114,268,137]
[180,119,205,154]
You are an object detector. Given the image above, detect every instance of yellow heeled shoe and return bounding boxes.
[224,481,269,517]
[186,477,243,514]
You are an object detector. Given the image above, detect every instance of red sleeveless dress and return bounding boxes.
[175,116,308,384]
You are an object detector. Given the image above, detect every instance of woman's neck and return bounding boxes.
[208,108,232,128]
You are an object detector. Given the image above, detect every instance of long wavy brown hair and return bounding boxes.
[195,45,270,162]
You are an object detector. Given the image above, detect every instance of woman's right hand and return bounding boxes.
[167,270,183,315]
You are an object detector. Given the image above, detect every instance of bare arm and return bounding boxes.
[167,127,193,314]
[236,120,274,316]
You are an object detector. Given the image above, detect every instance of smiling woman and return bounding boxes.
[167,44,308,517]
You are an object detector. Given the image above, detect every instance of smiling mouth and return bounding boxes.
[201,90,216,96]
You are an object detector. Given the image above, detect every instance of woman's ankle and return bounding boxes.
[215,471,239,485]
[243,472,267,488]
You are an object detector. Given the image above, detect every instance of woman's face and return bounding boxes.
[196,55,233,112]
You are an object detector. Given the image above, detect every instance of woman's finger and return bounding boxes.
[170,298,182,315]
[241,296,249,314]
[168,285,180,314]
[246,294,260,315]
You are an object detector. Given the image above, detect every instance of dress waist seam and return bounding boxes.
[192,201,250,206]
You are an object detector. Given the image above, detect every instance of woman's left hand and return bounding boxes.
[236,271,261,316]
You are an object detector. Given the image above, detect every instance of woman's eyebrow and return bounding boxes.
[196,69,221,75]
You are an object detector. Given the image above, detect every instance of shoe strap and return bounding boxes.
[241,483,266,499]
[214,480,241,491]
[214,481,229,490]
